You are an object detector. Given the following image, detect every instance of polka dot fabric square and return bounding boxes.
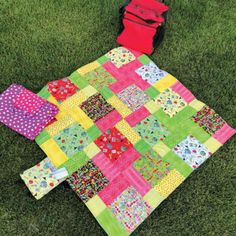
[173,135,211,169]
[110,186,152,233]
[192,105,226,135]
[94,127,132,161]
[155,88,187,117]
[80,93,114,122]
[66,160,109,202]
[0,84,58,140]
[117,84,150,112]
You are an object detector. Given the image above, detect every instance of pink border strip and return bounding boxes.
[171,81,195,103]
[213,123,236,144]
[125,106,151,127]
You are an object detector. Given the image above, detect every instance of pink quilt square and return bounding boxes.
[98,174,130,205]
[125,107,151,127]
[123,166,152,196]
[213,123,236,144]
[95,110,122,133]
[92,152,121,182]
[171,81,195,104]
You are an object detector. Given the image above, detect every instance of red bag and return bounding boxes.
[117,0,168,54]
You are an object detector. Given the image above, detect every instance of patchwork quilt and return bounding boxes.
[30,47,235,235]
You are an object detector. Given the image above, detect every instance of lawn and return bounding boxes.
[0,0,235,235]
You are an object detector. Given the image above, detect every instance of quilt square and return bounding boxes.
[155,88,187,117]
[20,158,63,200]
[0,84,58,140]
[117,84,150,111]
[48,78,79,103]
[53,123,92,157]
[110,186,152,233]
[133,116,170,147]
[192,105,226,135]
[80,93,114,122]
[105,47,135,68]
[173,135,211,169]
[94,127,132,161]
[67,160,109,202]
[84,67,116,90]
[133,150,171,186]
[135,62,168,85]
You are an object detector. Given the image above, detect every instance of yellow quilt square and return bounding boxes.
[69,107,94,130]
[45,114,75,136]
[107,96,132,118]
[40,139,68,167]
[84,142,100,158]
[60,91,88,111]
[189,99,205,111]
[115,120,141,144]
[143,188,165,209]
[153,141,170,157]
[154,169,185,198]
[81,85,98,98]
[144,100,160,114]
[204,137,222,153]
[153,74,177,92]
[85,195,107,217]
[47,95,59,106]
[77,61,100,75]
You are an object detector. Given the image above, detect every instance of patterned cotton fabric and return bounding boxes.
[192,105,225,135]
[105,47,135,68]
[136,62,168,84]
[117,84,150,111]
[155,88,187,117]
[30,47,235,235]
[110,186,152,233]
[80,93,114,122]
[173,135,211,169]
[20,158,63,199]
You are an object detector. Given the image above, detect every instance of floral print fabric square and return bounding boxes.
[54,123,92,157]
[110,186,152,233]
[192,105,225,135]
[95,127,132,161]
[48,78,79,103]
[173,135,211,169]
[80,93,114,122]
[20,158,62,200]
[155,88,187,117]
[84,67,116,90]
[117,84,150,111]
[134,116,170,147]
[66,160,109,202]
[135,62,168,85]
[133,150,170,186]
[105,47,135,68]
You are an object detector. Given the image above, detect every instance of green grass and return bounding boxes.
[0,0,235,235]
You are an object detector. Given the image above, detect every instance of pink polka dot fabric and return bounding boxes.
[0,84,59,140]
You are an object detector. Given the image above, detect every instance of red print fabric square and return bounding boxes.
[95,127,132,161]
[48,78,79,102]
